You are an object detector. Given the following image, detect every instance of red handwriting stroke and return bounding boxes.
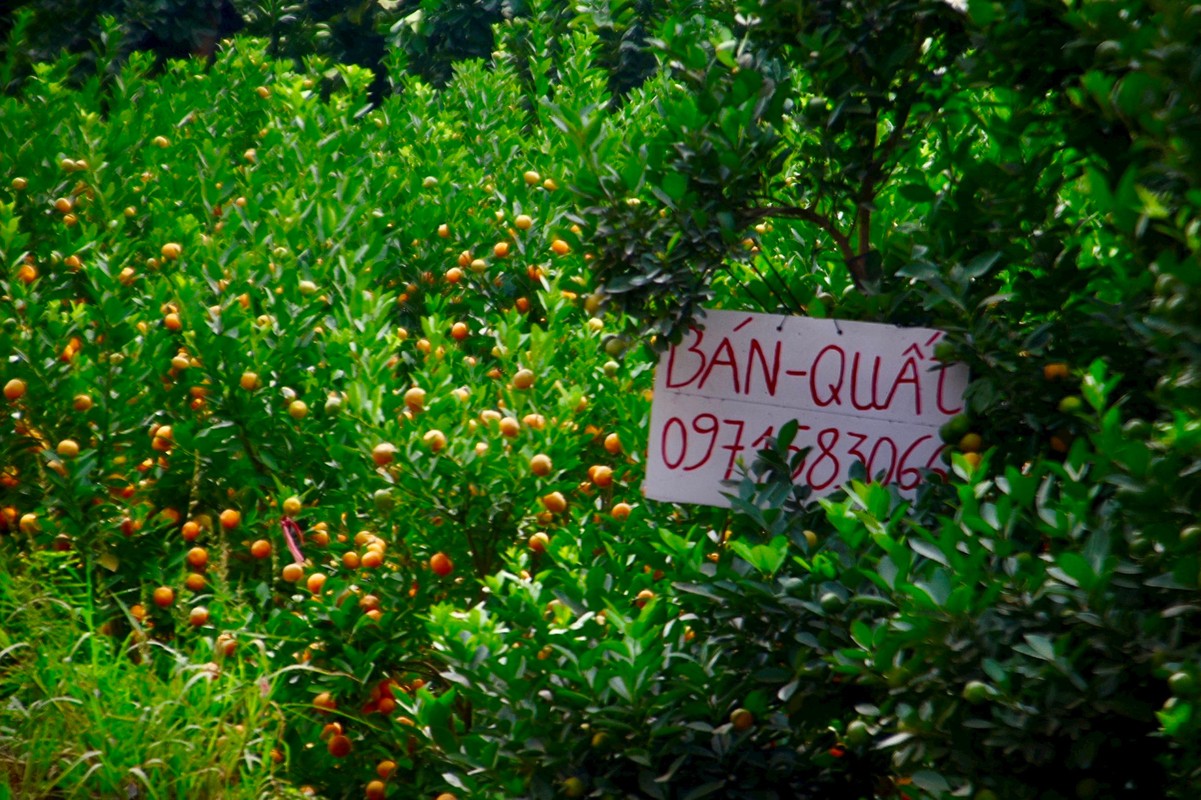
[658,414,948,491]
[666,329,959,419]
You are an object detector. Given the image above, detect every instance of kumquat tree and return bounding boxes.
[0,1,1199,799]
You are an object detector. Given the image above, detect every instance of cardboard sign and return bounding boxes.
[645,310,969,507]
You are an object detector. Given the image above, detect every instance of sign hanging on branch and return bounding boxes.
[644,310,969,508]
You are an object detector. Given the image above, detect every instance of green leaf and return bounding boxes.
[967,0,1001,24]
[897,260,940,280]
[910,770,951,794]
[1055,552,1096,590]
[962,251,1001,278]
[1021,634,1056,662]
[661,171,688,203]
[908,537,949,566]
[850,620,874,650]
[982,659,1007,685]
[1157,701,1193,736]
[898,183,936,204]
[681,781,727,800]
[728,536,789,576]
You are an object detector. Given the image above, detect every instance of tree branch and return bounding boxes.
[744,204,866,289]
[745,204,853,260]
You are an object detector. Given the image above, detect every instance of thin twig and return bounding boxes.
[744,205,853,261]
[744,204,865,290]
[743,257,793,312]
[187,448,203,519]
[749,246,807,314]
[855,83,916,262]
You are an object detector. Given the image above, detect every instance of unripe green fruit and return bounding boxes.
[374,489,396,513]
[1168,671,1196,696]
[603,336,627,357]
[1058,395,1084,413]
[940,414,971,442]
[845,720,871,747]
[963,680,990,704]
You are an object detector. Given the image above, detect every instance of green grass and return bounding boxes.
[0,554,306,799]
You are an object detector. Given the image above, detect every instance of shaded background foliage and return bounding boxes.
[0,0,669,100]
[0,0,244,78]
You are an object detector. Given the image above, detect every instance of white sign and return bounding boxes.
[645,310,969,507]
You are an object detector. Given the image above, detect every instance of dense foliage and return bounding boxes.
[0,2,1198,799]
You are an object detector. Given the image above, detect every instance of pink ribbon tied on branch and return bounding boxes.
[280,516,305,565]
